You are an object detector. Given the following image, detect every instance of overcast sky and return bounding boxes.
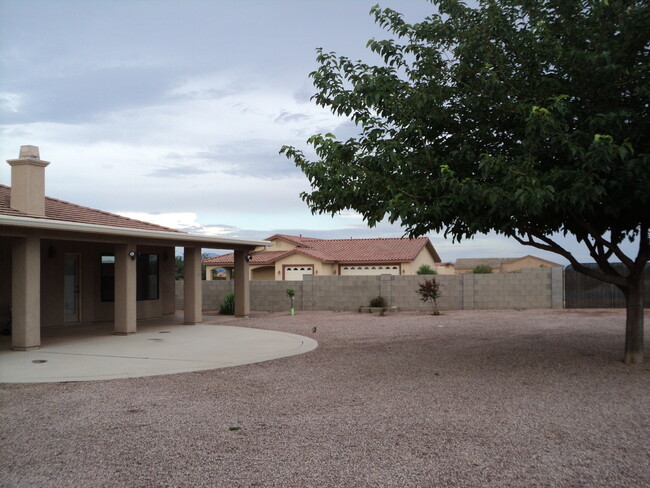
[0,0,632,264]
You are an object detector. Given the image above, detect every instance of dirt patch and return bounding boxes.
[1,309,648,487]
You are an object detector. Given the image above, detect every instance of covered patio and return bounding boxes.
[1,213,269,351]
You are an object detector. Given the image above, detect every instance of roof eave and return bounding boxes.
[0,214,271,249]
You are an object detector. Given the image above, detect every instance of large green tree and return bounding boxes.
[281,0,650,364]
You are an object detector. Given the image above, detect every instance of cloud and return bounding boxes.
[116,212,238,237]
[274,110,311,124]
[0,92,23,114]
[148,164,211,178]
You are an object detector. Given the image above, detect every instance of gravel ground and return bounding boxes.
[1,309,649,488]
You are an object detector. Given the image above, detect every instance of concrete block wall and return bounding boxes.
[175,267,562,312]
[472,268,552,310]
[306,275,383,311]
[252,280,303,312]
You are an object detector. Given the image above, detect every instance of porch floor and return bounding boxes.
[0,313,317,383]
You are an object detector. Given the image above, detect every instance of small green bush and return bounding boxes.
[369,296,387,308]
[416,264,438,275]
[219,292,235,315]
[472,264,493,274]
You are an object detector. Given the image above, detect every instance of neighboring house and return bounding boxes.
[204,234,445,281]
[454,256,563,274]
[1,146,269,351]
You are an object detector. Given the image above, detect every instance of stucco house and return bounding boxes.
[204,233,445,281]
[1,146,269,351]
[454,255,563,274]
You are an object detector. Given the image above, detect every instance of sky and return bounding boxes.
[0,0,635,264]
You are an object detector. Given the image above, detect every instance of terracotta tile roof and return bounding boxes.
[0,184,183,233]
[204,235,439,266]
[204,251,291,266]
[298,237,433,263]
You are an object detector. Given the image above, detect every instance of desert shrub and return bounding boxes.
[472,264,492,274]
[417,278,441,315]
[369,296,387,308]
[416,264,438,275]
[219,292,235,315]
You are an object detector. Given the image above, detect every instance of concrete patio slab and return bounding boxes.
[0,317,318,383]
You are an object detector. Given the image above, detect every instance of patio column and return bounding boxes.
[11,235,41,350]
[114,243,137,335]
[234,249,251,317]
[184,246,202,324]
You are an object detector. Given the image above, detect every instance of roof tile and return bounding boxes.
[0,184,182,233]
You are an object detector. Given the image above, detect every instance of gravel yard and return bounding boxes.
[1,309,649,488]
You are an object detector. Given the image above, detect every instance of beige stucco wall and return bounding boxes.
[251,266,275,281]
[269,238,298,251]
[1,237,174,329]
[434,264,456,275]
[401,248,438,275]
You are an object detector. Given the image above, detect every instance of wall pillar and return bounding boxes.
[462,273,475,310]
[11,236,41,350]
[380,274,392,304]
[302,274,313,311]
[184,247,202,324]
[234,249,251,317]
[551,267,564,309]
[114,243,137,335]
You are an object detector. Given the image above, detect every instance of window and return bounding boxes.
[101,254,115,302]
[100,253,159,302]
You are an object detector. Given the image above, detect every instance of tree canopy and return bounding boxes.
[281,0,649,363]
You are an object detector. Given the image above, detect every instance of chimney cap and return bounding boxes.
[19,145,40,159]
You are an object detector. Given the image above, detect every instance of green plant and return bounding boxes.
[417,278,441,315]
[286,288,295,315]
[416,264,438,275]
[369,296,387,308]
[473,264,493,274]
[219,292,235,315]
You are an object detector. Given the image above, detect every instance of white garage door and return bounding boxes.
[284,266,313,280]
[340,265,400,276]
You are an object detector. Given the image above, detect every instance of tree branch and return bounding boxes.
[567,210,635,268]
[513,231,627,287]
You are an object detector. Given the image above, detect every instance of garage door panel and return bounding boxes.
[340,265,400,276]
[284,265,314,280]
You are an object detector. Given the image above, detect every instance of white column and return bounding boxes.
[114,243,137,335]
[234,249,251,317]
[12,236,41,350]
[184,247,202,324]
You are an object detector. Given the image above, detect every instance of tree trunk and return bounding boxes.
[623,273,644,365]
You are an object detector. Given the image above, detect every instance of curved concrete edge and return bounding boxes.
[0,325,318,384]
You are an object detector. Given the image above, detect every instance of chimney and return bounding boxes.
[7,145,50,217]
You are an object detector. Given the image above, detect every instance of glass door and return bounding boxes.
[64,253,81,323]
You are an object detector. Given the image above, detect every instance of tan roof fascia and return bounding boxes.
[508,255,563,267]
[0,214,270,250]
[424,239,442,263]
